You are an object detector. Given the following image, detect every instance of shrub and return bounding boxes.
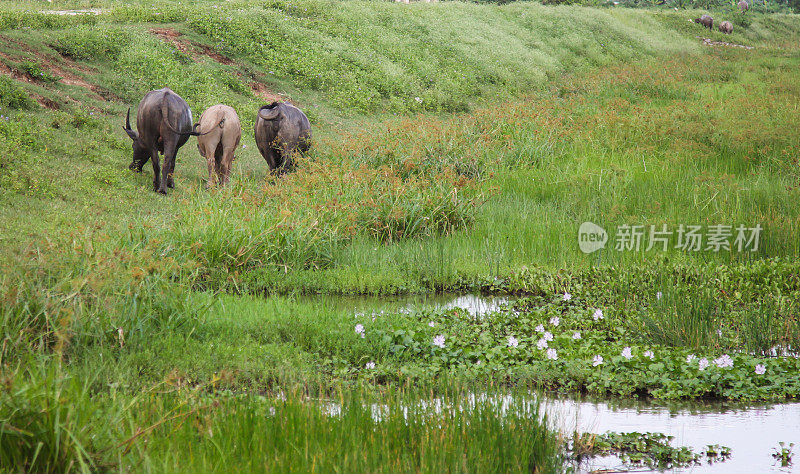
[0,77,34,110]
[15,61,59,84]
[50,25,132,61]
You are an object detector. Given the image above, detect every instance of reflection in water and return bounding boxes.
[409,294,511,317]
[315,393,800,473]
[547,395,800,473]
[301,293,513,318]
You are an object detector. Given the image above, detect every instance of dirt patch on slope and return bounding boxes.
[250,81,286,103]
[36,96,60,110]
[150,27,234,65]
[0,35,106,100]
[0,59,36,84]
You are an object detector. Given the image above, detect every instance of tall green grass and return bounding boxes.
[2,364,564,472]
[0,366,102,473]
[132,389,563,473]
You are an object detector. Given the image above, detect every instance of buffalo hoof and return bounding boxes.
[167,178,175,189]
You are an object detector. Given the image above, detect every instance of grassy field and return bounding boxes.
[1,0,800,471]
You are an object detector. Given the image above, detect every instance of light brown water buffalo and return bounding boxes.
[693,14,714,30]
[254,102,312,174]
[738,0,749,12]
[193,104,241,187]
[718,21,733,34]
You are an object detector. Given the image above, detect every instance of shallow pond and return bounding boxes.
[318,293,800,472]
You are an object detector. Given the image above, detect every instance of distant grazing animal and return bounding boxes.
[193,105,241,187]
[738,0,749,12]
[718,21,733,34]
[254,102,312,174]
[123,88,193,194]
[693,14,714,30]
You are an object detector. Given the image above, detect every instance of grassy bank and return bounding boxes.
[2,7,799,293]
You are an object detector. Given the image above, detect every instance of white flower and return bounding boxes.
[717,329,723,337]
[414,96,423,103]
[354,324,365,335]
[365,361,375,369]
[572,332,581,340]
[536,338,548,349]
[535,324,545,333]
[698,358,709,370]
[714,354,734,368]
[550,316,560,326]
[546,348,558,360]
[592,355,604,366]
[644,350,654,360]
[507,336,519,348]
[563,292,572,301]
[593,309,604,321]
[686,354,696,363]
[543,331,554,342]
[621,347,633,359]
[428,321,435,328]
[656,291,663,300]
[433,335,446,349]
[755,364,766,375]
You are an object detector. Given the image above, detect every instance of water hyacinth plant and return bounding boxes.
[367,284,800,401]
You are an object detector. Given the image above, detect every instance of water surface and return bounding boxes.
[547,395,799,472]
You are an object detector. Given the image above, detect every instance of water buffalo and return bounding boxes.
[123,87,193,194]
[718,21,733,34]
[254,102,311,174]
[738,0,749,12]
[693,14,714,30]
[194,104,241,187]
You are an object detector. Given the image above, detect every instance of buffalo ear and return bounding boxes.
[258,106,281,121]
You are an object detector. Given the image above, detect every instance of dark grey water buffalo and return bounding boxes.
[254,102,312,174]
[195,104,241,187]
[123,88,193,194]
[718,21,733,34]
[693,14,714,30]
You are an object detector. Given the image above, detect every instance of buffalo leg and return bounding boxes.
[209,141,222,188]
[150,149,162,193]
[161,138,178,193]
[220,144,236,186]
[265,148,279,172]
[278,145,295,175]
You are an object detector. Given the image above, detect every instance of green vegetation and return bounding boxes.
[773,442,795,467]
[1,0,799,471]
[569,431,730,469]
[358,261,800,400]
